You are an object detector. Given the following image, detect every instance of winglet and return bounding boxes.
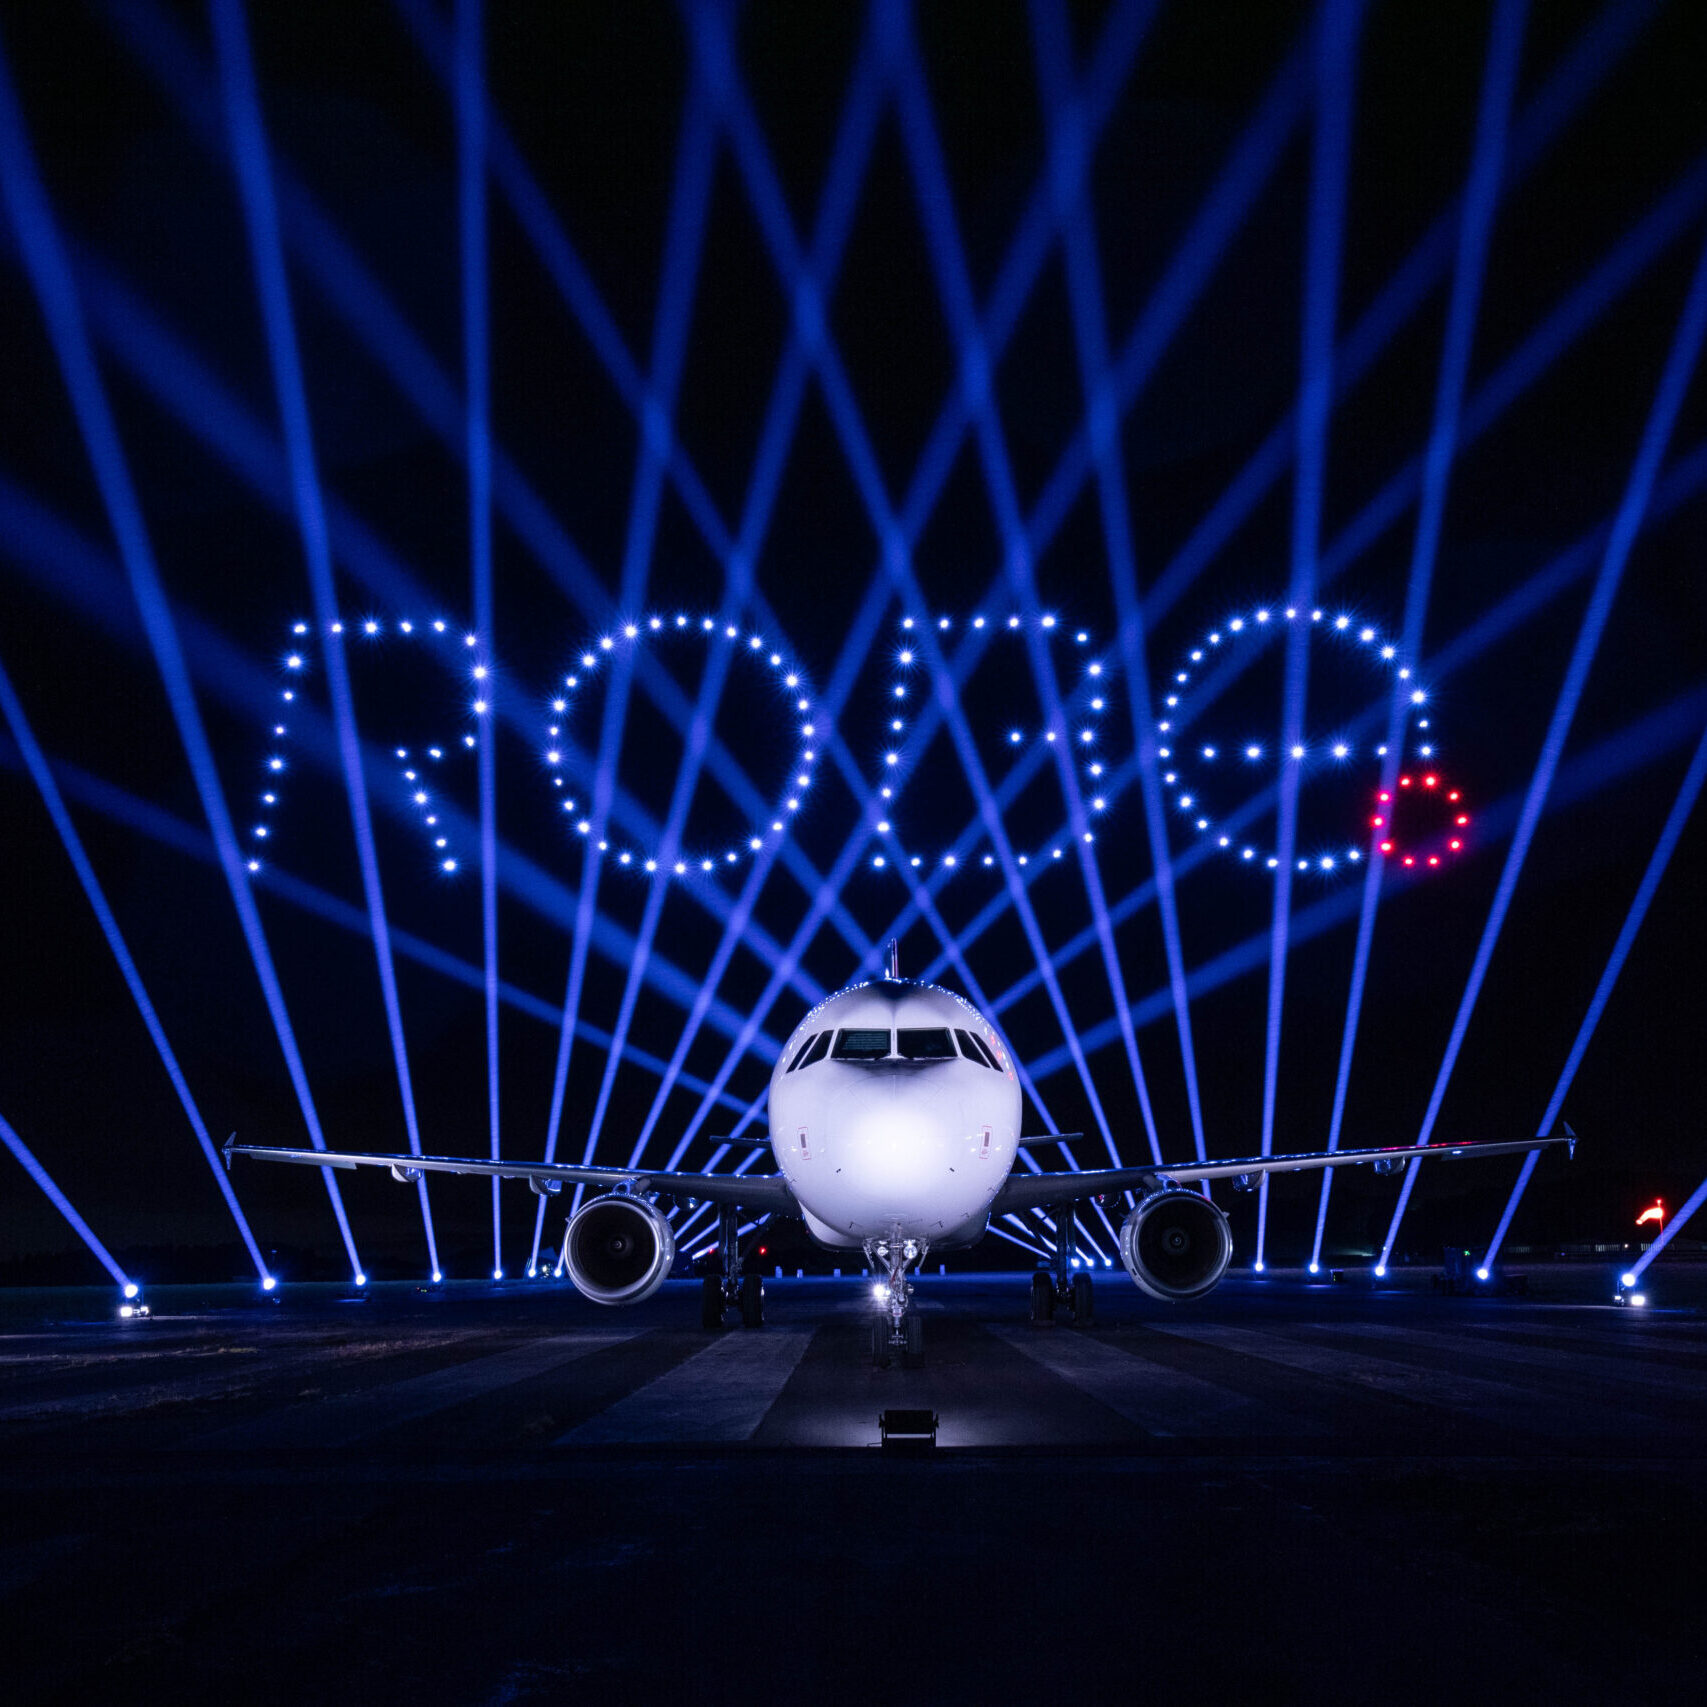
[223,1132,236,1172]
[885,937,900,980]
[1561,1120,1576,1160]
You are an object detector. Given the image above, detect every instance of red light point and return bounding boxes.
[1372,815,1385,828]
[1379,841,1393,854]
[1378,791,1391,804]
[1403,855,1415,867]
[1456,814,1469,826]
[1399,775,1413,787]
[1449,839,1462,851]
[1423,774,1438,788]
[1428,855,1440,866]
[1447,790,1460,802]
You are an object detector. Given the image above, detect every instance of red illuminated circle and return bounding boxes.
[1370,772,1469,873]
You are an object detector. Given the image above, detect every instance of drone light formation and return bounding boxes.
[0,0,1699,1286]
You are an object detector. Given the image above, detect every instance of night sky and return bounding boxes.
[2,0,1704,1281]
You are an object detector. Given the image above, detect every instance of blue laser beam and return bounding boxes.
[1312,0,1526,1268]
[0,22,362,1276]
[1256,0,1362,1269]
[1033,0,1191,1171]
[548,71,723,1238]
[1482,712,1707,1272]
[455,0,504,1276]
[1377,222,1707,1270]
[0,1108,132,1292]
[213,0,439,1277]
[0,652,269,1280]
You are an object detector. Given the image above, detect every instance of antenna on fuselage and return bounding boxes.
[885,937,900,980]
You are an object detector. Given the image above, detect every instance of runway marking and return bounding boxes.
[988,1326,1320,1437]
[555,1330,814,1445]
[192,1334,633,1449]
[1147,1322,1624,1435]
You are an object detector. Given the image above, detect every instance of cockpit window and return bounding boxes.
[896,1027,954,1060]
[954,1028,988,1068]
[787,1033,820,1071]
[798,1030,832,1070]
[832,1027,892,1061]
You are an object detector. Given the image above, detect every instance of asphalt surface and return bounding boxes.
[2,1271,1703,1703]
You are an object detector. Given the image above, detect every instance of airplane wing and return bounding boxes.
[223,1139,797,1212]
[990,1128,1574,1217]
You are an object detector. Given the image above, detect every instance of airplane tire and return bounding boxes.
[739,1273,764,1328]
[903,1311,924,1367]
[871,1318,891,1368]
[700,1275,724,1331]
[1030,1272,1056,1325]
[1072,1272,1094,1327]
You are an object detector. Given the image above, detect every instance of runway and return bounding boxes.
[3,1273,1704,1702]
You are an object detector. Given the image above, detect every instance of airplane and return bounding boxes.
[227,941,1573,1367]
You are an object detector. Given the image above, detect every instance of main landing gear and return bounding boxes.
[700,1205,765,1331]
[1029,1209,1095,1327]
[867,1234,928,1368]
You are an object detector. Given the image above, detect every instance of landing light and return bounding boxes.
[1629,1293,1647,1307]
[1620,1271,1638,1288]
[1374,1265,1387,1278]
[872,1282,889,1301]
[1476,1268,1490,1281]
[354,1273,367,1286]
[1253,1261,1265,1273]
[493,1268,504,1280]
[432,1270,443,1283]
[123,1282,139,1299]
[261,1276,277,1292]
[1308,1262,1319,1274]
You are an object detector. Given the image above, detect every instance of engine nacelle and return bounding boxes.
[1119,1188,1233,1302]
[563,1194,676,1306]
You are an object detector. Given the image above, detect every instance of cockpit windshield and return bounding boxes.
[896,1027,954,1060]
[831,1028,892,1061]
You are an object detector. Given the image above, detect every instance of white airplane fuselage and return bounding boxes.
[765,978,1022,1251]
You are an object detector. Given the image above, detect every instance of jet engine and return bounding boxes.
[1119,1188,1233,1302]
[563,1194,676,1305]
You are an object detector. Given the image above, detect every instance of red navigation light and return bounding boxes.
[1423,774,1438,788]
[1399,775,1413,787]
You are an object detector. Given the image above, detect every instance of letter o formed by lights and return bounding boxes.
[547,613,818,879]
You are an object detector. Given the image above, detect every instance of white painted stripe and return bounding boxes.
[194,1334,629,1449]
[1148,1322,1635,1435]
[556,1330,813,1445]
[989,1326,1320,1437]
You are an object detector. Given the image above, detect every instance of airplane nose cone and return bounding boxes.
[835,1075,959,1216]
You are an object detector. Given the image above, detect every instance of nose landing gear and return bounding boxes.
[866,1234,928,1367]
